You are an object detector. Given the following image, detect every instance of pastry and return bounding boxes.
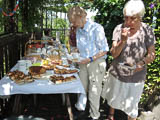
[54,67,78,74]
[42,64,56,70]
[50,75,76,84]
[7,70,34,84]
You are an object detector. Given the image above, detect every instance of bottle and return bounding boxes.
[65,31,71,53]
[27,39,32,55]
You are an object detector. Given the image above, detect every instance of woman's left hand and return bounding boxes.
[134,61,144,72]
[77,58,90,64]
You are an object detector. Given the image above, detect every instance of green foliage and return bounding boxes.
[91,0,126,46]
[0,0,93,34]
[0,0,3,34]
[53,18,68,29]
[0,0,7,34]
[140,1,160,107]
[52,18,69,44]
[18,0,44,32]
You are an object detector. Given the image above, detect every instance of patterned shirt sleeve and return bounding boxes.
[112,24,121,42]
[145,24,156,48]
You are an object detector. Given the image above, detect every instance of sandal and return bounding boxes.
[106,114,114,120]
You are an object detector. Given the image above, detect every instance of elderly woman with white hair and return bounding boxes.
[68,6,109,120]
[101,0,156,120]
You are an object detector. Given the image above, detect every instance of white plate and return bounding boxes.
[51,73,76,78]
[55,65,80,72]
[67,53,85,63]
[27,53,40,56]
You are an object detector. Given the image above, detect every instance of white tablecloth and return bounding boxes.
[0,64,86,96]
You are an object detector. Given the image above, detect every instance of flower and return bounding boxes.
[150,3,155,9]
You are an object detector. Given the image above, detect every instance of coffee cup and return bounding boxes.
[37,48,41,53]
[52,51,58,55]
[25,60,32,68]
[47,50,52,55]
[61,57,68,65]
[72,53,80,59]
[42,48,46,54]
[71,53,80,62]
[18,60,26,73]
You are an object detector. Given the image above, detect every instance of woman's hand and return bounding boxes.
[77,58,90,64]
[67,59,73,64]
[134,61,144,72]
[110,28,130,59]
[121,27,130,42]
[134,45,156,73]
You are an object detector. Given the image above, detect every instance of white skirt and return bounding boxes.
[101,73,144,118]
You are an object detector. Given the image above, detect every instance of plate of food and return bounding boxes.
[7,70,34,85]
[54,65,79,74]
[34,70,53,80]
[49,74,77,84]
[28,66,47,79]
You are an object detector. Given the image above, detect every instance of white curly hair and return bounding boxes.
[123,0,145,18]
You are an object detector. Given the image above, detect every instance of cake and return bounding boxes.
[29,66,46,75]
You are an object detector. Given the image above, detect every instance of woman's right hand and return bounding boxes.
[121,27,130,42]
[67,59,73,64]
[77,58,90,65]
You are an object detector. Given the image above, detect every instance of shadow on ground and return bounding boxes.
[1,94,128,120]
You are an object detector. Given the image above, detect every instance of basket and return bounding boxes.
[24,40,62,61]
[24,40,54,56]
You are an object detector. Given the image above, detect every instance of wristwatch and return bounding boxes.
[89,57,93,62]
[141,59,146,66]
[142,60,146,65]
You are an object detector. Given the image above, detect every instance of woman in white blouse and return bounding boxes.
[68,6,109,120]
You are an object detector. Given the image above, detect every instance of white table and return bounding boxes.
[0,64,86,120]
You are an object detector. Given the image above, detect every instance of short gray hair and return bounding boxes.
[123,0,145,18]
[67,6,87,22]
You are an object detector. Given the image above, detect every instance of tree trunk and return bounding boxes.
[4,0,17,33]
[22,0,29,32]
